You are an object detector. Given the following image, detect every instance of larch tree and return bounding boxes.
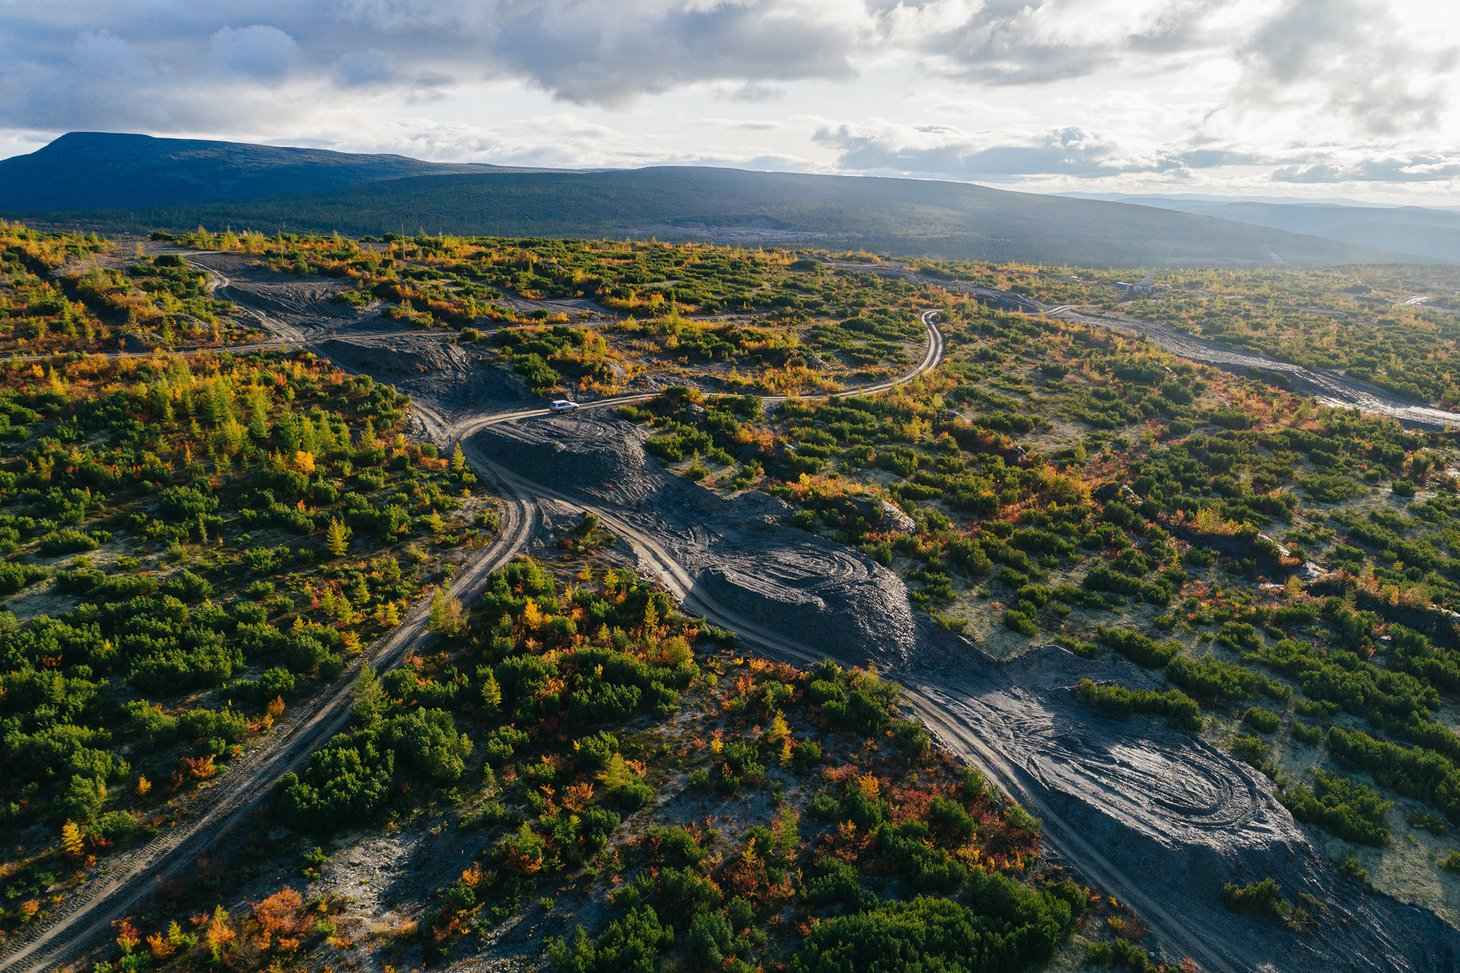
[61,821,84,858]
[325,517,351,557]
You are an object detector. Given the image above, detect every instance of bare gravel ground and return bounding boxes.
[167,256,1460,973]
[475,414,920,667]
[468,410,1460,973]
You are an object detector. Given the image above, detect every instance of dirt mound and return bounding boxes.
[986,686,1290,850]
[695,538,918,669]
[912,645,1460,973]
[472,413,919,665]
[319,335,529,424]
[191,253,359,322]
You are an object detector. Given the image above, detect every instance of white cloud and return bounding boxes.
[813,120,1255,180]
[1233,0,1456,136]
[208,25,299,81]
[1273,156,1460,183]
[0,0,1456,200]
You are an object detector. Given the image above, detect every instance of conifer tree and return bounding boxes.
[351,663,386,726]
[61,821,84,858]
[325,517,351,557]
[430,589,466,637]
[481,670,503,712]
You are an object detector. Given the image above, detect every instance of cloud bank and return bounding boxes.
[0,0,1455,195]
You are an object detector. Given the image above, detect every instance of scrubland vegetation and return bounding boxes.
[0,223,251,354]
[95,558,1121,972]
[0,226,481,941]
[8,221,1460,967]
[624,266,1460,910]
[164,230,926,396]
[917,258,1460,409]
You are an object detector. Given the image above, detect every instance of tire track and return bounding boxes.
[0,273,947,971]
[0,467,536,973]
[464,455,1243,973]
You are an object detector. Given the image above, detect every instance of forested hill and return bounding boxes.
[0,132,506,211]
[0,132,1418,268]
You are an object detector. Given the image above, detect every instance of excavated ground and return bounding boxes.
[828,260,1460,430]
[476,414,921,666]
[197,259,1460,973]
[472,412,1460,973]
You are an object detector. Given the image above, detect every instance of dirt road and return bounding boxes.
[450,309,944,440]
[0,280,941,972]
[0,495,537,973]
[6,252,1452,973]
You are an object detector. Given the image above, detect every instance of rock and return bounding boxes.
[878,499,916,533]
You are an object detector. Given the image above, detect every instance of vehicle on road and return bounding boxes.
[549,399,580,412]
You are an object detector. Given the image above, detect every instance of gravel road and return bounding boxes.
[7,252,1456,973]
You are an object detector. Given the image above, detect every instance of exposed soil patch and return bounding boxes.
[148,252,1460,973]
[466,408,1460,973]
[474,413,920,667]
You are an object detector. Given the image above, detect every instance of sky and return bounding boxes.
[1,0,1458,204]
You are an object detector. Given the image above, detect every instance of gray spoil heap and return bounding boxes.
[473,412,919,667]
[915,640,1460,973]
[474,411,1460,973]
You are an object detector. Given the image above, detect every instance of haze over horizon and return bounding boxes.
[2,0,1458,206]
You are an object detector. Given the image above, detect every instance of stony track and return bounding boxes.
[7,250,1455,973]
[0,272,942,971]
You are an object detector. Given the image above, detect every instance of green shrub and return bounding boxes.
[1242,706,1281,734]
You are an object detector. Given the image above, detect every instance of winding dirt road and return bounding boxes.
[832,259,1460,431]
[7,249,1446,973]
[0,291,943,971]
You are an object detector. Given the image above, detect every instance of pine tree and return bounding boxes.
[450,442,467,475]
[641,599,660,640]
[325,517,351,557]
[430,589,466,637]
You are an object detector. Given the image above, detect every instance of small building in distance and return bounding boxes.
[1116,271,1156,295]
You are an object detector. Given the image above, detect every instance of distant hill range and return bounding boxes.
[1074,193,1460,265]
[0,132,1442,267]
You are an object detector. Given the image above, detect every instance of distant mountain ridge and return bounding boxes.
[0,132,505,211]
[1075,194,1460,264]
[0,132,1438,268]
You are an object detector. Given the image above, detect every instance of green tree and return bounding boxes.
[387,707,472,781]
[429,588,466,637]
[57,775,108,824]
[325,517,351,557]
[351,663,387,726]
[481,669,503,712]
